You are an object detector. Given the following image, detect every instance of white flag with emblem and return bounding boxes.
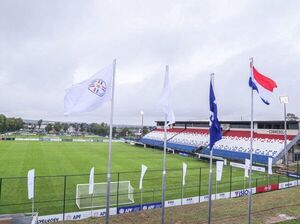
[28,169,35,200]
[89,167,94,195]
[139,164,148,190]
[64,62,114,115]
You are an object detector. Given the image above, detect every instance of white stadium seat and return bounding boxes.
[142,129,290,158]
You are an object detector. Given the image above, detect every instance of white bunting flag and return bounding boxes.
[268,157,273,175]
[245,159,250,178]
[182,163,187,186]
[89,167,95,195]
[28,169,35,200]
[216,161,224,181]
[64,62,114,115]
[158,66,175,124]
[139,165,148,190]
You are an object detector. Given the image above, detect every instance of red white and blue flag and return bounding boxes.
[248,63,277,105]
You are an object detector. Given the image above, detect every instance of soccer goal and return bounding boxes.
[76,181,134,209]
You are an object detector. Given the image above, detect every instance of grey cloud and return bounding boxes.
[1,0,300,125]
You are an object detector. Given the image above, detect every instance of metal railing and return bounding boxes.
[0,164,296,219]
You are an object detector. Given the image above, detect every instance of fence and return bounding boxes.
[0,163,297,219]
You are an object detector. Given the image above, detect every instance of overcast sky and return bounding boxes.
[1,0,300,126]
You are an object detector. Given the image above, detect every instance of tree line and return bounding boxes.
[0,114,24,133]
[45,122,111,136]
[44,122,149,138]
[0,114,148,137]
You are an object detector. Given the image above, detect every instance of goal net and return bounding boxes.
[76,181,134,209]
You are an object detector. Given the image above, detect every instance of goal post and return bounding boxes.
[76,181,134,209]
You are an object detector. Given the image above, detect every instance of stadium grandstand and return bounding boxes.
[140,120,300,164]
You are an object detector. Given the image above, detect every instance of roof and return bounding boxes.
[155,120,299,124]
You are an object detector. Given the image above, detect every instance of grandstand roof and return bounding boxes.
[156,120,299,124]
[156,120,300,130]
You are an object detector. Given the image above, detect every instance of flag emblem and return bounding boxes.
[88,79,107,97]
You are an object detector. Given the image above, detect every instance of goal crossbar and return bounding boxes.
[76,181,134,209]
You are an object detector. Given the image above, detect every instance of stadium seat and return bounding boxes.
[140,128,295,164]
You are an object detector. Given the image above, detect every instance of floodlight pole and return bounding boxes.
[284,103,287,166]
[279,96,289,167]
[105,59,117,224]
[141,111,144,137]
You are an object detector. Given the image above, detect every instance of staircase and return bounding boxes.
[166,128,187,142]
[275,163,296,175]
[195,128,229,153]
[274,130,300,164]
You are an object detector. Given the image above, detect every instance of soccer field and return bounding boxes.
[0,141,288,215]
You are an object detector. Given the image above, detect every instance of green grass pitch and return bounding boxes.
[0,141,289,215]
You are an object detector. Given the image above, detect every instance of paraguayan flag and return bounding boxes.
[248,62,277,105]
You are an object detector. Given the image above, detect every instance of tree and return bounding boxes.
[45,124,53,133]
[6,117,24,132]
[53,122,62,133]
[63,123,69,132]
[15,118,24,130]
[74,123,80,132]
[80,123,88,132]
[287,113,299,121]
[87,123,109,136]
[37,119,43,129]
[0,115,23,133]
[142,126,149,135]
[112,127,117,138]
[0,114,8,133]
[7,119,14,132]
[120,127,131,137]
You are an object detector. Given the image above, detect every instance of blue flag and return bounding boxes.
[209,79,222,149]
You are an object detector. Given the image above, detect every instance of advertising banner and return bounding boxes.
[256,184,278,193]
[117,202,161,214]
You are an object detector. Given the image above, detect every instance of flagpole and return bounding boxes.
[181,166,184,205]
[105,59,117,224]
[32,198,34,217]
[215,179,217,200]
[208,133,213,224]
[161,113,168,224]
[248,57,254,224]
[139,165,147,212]
[208,73,214,224]
[32,173,34,216]
[160,64,174,224]
[140,188,143,211]
[91,192,94,218]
